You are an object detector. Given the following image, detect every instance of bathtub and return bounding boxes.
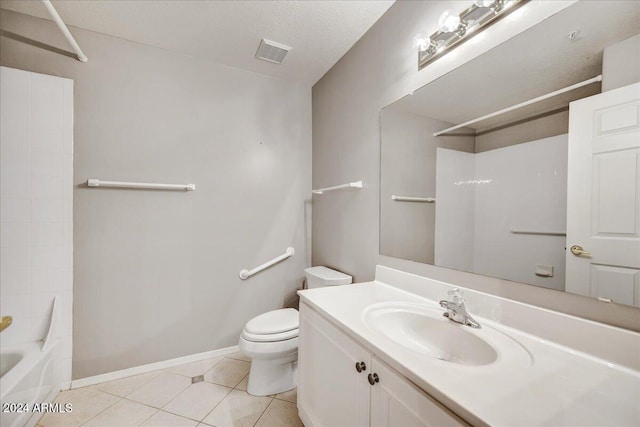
[1,339,61,427]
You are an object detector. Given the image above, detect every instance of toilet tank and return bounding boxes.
[304,266,352,289]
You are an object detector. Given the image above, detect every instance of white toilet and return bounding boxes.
[238,266,352,396]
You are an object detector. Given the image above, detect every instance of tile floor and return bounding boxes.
[37,352,303,427]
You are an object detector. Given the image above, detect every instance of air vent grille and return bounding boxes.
[255,39,291,64]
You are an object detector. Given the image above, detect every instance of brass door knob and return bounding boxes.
[570,245,591,257]
[0,316,12,332]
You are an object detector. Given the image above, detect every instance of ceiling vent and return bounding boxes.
[255,39,291,64]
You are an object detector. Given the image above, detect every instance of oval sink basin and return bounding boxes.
[363,302,531,367]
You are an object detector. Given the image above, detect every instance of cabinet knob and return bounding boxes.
[355,361,367,373]
[367,373,379,385]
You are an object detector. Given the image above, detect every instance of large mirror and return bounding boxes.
[380,1,640,307]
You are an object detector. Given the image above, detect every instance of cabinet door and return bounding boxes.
[370,358,468,427]
[298,303,371,427]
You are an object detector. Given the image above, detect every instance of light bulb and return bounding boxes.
[474,0,494,7]
[438,10,460,33]
[413,33,431,52]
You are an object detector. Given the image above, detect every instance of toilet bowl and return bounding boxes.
[239,266,352,396]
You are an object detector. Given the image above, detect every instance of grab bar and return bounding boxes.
[239,247,295,280]
[510,228,566,237]
[312,180,363,195]
[392,195,435,203]
[87,179,195,191]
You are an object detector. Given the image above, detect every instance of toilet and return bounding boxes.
[238,266,352,396]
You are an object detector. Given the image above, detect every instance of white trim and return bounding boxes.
[70,345,240,389]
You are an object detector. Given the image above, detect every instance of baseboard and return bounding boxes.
[70,345,240,389]
[298,405,314,427]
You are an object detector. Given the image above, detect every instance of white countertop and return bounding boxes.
[298,281,640,427]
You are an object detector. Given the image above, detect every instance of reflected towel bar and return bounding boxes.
[392,195,435,203]
[510,228,566,237]
[312,180,363,195]
[87,179,196,191]
[240,247,295,280]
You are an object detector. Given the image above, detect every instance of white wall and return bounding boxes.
[473,135,568,291]
[0,66,73,387]
[436,134,567,290]
[434,148,475,271]
[1,10,311,379]
[435,136,568,291]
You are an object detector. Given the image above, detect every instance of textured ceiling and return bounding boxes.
[0,0,395,85]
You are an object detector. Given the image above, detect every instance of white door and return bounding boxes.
[566,82,640,306]
[297,304,371,427]
[370,357,467,427]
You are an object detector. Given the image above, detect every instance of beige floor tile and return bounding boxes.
[166,357,223,378]
[226,351,251,362]
[254,399,303,427]
[234,374,248,391]
[203,359,250,388]
[163,381,232,421]
[275,388,297,403]
[140,410,199,427]
[128,373,192,408]
[201,389,272,427]
[53,386,91,401]
[82,399,156,427]
[38,388,120,427]
[94,370,163,397]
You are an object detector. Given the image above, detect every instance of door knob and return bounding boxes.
[570,245,591,257]
[355,361,366,373]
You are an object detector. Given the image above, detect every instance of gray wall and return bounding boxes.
[1,9,311,379]
[475,110,568,152]
[379,108,474,263]
[312,1,639,331]
[603,34,640,92]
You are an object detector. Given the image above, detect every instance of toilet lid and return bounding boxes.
[242,327,298,343]
[245,308,299,335]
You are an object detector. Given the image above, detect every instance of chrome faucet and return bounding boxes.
[439,289,481,328]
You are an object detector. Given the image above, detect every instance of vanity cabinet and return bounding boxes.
[298,302,467,427]
[298,302,372,427]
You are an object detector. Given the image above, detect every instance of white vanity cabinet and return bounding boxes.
[369,357,466,427]
[298,302,372,427]
[298,302,467,427]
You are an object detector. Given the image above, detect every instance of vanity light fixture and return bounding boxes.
[417,0,528,69]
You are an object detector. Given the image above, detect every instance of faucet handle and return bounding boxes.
[448,288,464,304]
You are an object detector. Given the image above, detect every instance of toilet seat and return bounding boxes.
[245,308,298,335]
[242,308,299,343]
[242,328,298,342]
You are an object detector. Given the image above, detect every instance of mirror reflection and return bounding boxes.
[380,1,640,306]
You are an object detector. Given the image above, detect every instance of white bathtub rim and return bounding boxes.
[0,339,61,401]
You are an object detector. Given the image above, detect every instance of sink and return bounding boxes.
[362,302,531,367]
